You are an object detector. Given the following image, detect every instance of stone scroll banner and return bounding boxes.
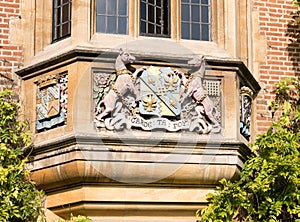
[95,114,219,134]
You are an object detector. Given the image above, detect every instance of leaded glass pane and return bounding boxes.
[140,0,170,37]
[107,1,117,15]
[107,16,117,33]
[96,15,106,33]
[201,24,209,40]
[52,0,72,42]
[118,17,127,34]
[181,4,189,21]
[181,22,190,39]
[96,0,128,34]
[118,0,127,15]
[181,0,210,41]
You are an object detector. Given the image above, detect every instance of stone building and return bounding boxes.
[0,0,298,221]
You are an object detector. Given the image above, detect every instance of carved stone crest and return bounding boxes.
[36,73,68,131]
[94,50,221,134]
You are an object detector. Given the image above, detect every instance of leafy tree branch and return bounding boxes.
[0,90,44,222]
[197,78,300,222]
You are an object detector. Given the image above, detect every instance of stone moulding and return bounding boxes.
[29,133,251,190]
[15,48,261,97]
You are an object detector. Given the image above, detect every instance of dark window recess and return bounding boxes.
[96,0,128,34]
[52,0,72,42]
[140,0,170,37]
[181,0,210,41]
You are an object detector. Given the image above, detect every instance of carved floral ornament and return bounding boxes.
[93,49,221,134]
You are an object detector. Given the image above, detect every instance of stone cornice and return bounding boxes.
[16,48,260,96]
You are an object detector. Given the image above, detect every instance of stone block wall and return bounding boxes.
[253,0,300,133]
[0,0,22,93]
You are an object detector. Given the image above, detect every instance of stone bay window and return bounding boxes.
[16,0,259,221]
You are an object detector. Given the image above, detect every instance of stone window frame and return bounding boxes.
[27,0,250,67]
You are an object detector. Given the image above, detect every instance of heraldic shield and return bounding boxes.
[139,66,181,117]
[37,84,60,120]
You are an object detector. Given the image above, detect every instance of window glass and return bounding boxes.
[140,0,170,37]
[96,0,128,34]
[118,0,127,16]
[181,0,210,41]
[94,0,211,41]
[52,0,72,42]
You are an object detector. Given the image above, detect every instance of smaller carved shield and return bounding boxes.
[37,85,60,120]
[139,66,181,117]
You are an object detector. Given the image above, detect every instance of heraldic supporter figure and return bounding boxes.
[94,49,220,133]
[180,56,220,130]
[95,49,143,123]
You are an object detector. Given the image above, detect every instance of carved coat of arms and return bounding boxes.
[37,84,60,120]
[94,49,221,134]
[36,74,68,131]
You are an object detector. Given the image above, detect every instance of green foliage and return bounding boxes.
[0,90,44,222]
[58,214,93,222]
[294,0,300,7]
[198,78,300,222]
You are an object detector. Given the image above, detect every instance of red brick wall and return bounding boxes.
[253,0,299,133]
[0,0,22,93]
